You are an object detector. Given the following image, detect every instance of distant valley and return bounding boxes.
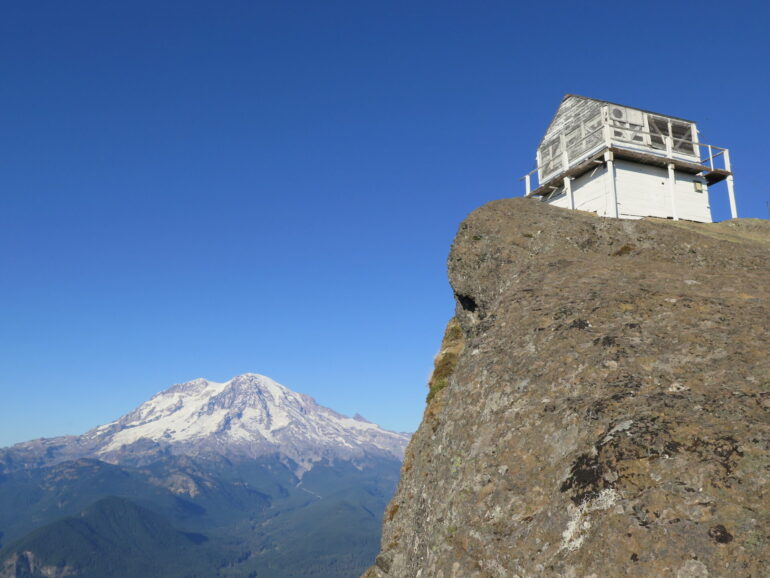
[0,374,409,578]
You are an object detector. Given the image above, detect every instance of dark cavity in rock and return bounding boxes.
[456,293,478,313]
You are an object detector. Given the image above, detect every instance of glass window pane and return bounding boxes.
[648,116,668,149]
[671,121,695,155]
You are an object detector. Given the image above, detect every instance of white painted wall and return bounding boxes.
[544,165,613,217]
[615,161,670,219]
[614,161,711,222]
[570,165,611,215]
[543,160,712,222]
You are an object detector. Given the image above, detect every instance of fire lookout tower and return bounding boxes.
[521,95,736,222]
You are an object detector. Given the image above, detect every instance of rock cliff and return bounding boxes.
[365,199,770,577]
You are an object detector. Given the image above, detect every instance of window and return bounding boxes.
[648,116,668,150]
[583,113,603,150]
[647,115,696,155]
[539,137,563,179]
[671,121,695,155]
[565,127,582,160]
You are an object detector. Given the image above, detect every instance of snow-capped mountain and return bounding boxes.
[0,374,408,576]
[1,373,410,473]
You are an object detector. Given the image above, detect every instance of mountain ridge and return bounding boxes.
[1,373,409,474]
[0,373,408,577]
[0,496,214,578]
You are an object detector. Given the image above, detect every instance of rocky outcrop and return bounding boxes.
[0,552,77,578]
[365,199,770,577]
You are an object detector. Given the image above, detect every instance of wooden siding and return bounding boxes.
[545,166,610,216]
[543,161,712,222]
[537,96,602,183]
[538,95,700,185]
[614,161,711,222]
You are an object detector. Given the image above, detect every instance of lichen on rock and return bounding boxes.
[364,198,770,577]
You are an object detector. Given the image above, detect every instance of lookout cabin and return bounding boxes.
[521,95,736,222]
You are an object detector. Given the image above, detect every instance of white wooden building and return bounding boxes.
[521,95,736,222]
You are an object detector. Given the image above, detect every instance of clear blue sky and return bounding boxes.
[1,1,768,447]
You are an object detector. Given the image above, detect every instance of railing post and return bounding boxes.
[665,135,673,159]
[525,173,531,197]
[724,149,738,218]
[708,144,714,170]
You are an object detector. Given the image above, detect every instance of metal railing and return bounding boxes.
[605,121,731,173]
[520,122,731,197]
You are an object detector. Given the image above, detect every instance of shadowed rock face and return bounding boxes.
[365,199,770,578]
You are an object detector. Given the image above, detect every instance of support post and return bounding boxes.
[726,175,737,219]
[603,121,612,149]
[601,105,611,148]
[724,149,738,218]
[667,162,679,221]
[565,176,575,210]
[604,150,619,218]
